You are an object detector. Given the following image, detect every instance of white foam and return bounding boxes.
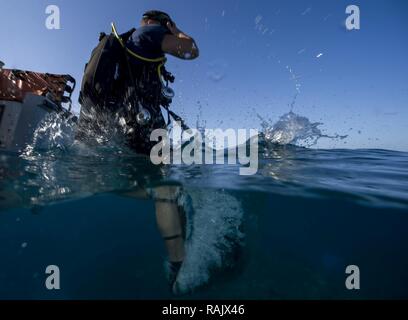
[174,188,244,294]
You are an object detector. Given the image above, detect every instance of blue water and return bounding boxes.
[1,113,408,299]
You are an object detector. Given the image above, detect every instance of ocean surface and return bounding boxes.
[1,112,408,299]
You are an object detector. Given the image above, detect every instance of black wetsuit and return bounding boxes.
[78,25,170,155]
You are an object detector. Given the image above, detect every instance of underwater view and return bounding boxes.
[1,112,407,299]
[1,0,408,304]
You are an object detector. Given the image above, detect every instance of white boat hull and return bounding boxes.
[0,94,59,152]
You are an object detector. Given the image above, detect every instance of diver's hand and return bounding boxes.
[162,22,199,60]
[166,21,182,37]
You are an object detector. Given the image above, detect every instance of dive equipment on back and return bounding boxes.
[79,28,136,109]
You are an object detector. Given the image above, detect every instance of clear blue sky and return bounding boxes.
[1,0,407,151]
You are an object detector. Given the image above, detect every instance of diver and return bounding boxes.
[77,10,199,293]
[77,10,198,154]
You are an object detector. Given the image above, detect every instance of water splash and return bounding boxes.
[22,113,77,158]
[254,14,270,35]
[284,65,302,111]
[207,60,228,82]
[195,101,207,136]
[173,188,244,294]
[301,7,312,16]
[286,65,302,94]
[258,112,347,147]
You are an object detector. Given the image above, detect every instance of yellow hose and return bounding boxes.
[111,22,166,63]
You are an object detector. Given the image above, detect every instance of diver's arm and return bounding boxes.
[162,22,199,60]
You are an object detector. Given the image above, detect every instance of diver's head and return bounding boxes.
[141,10,173,28]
